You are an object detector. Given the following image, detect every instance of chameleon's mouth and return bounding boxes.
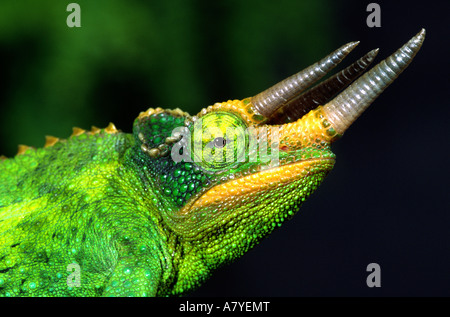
[179,157,335,215]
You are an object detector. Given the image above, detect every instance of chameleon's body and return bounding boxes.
[0,30,424,296]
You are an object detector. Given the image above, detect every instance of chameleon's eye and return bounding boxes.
[206,137,227,149]
[191,111,248,173]
[213,137,226,148]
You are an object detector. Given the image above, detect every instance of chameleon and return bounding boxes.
[0,29,425,297]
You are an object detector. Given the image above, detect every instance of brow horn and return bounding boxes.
[251,41,360,119]
[322,29,425,135]
[267,48,379,124]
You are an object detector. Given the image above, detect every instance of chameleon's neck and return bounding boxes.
[123,143,215,295]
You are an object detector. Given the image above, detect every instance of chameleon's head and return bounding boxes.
[132,30,424,293]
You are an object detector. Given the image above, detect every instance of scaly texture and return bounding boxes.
[0,127,176,296]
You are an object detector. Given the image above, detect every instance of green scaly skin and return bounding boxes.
[0,102,335,296]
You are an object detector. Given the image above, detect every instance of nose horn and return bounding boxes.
[322,29,425,135]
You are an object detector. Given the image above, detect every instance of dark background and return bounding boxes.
[0,0,448,296]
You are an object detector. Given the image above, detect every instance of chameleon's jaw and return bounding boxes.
[168,154,334,244]
[182,156,335,216]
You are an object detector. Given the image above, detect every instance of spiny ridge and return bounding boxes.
[44,136,60,148]
[4,123,122,157]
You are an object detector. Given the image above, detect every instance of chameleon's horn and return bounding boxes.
[251,41,360,119]
[267,48,379,124]
[322,29,425,135]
